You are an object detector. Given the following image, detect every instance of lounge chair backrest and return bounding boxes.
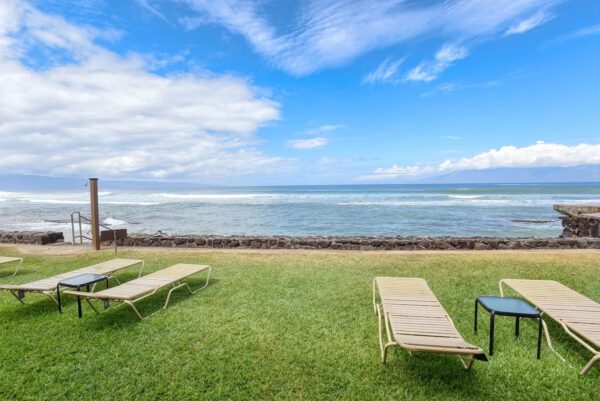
[373,277,485,369]
[500,279,600,375]
[501,279,600,348]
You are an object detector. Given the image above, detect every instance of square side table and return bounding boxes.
[475,296,542,358]
[57,273,109,318]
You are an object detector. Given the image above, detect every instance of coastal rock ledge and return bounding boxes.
[2,231,600,251]
[118,234,600,251]
[0,231,64,245]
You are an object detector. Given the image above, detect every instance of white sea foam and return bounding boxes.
[337,199,514,206]
[447,195,483,199]
[103,217,127,226]
[102,201,160,206]
[157,193,280,200]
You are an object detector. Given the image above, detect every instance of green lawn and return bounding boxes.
[0,248,598,400]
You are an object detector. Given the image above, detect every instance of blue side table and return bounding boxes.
[475,296,542,358]
[57,273,109,318]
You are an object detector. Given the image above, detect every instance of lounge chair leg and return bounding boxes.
[382,342,396,364]
[85,298,100,315]
[125,300,146,320]
[498,280,506,297]
[376,304,384,359]
[372,279,378,314]
[539,318,568,364]
[580,354,600,375]
[459,356,475,371]
[541,319,554,350]
[183,283,193,295]
[44,292,59,306]
[377,304,396,364]
[164,282,187,309]
[138,261,145,278]
[189,268,212,293]
[10,290,25,304]
[11,258,24,277]
[201,266,211,289]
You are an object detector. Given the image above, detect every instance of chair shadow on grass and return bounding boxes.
[0,294,63,321]
[378,350,490,400]
[81,277,218,330]
[540,316,600,378]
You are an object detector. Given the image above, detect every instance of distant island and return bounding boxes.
[415,165,600,184]
[3,165,600,190]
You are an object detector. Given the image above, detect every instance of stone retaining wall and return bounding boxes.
[0,231,64,245]
[117,233,600,251]
[560,216,600,238]
[2,230,599,250]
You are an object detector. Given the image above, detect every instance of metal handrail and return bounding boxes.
[70,211,118,252]
[71,212,89,245]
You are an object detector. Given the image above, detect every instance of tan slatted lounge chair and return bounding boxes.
[63,263,211,320]
[0,258,144,305]
[0,256,24,277]
[373,277,487,369]
[500,279,600,375]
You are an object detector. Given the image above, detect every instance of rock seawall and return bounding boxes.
[116,233,600,251]
[554,204,600,238]
[0,231,64,245]
[2,230,599,250]
[560,216,600,238]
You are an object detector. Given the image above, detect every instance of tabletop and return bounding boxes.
[477,296,539,317]
[58,273,108,288]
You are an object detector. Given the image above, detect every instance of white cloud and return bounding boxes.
[303,124,343,136]
[406,43,469,82]
[181,0,560,76]
[550,24,600,45]
[360,142,600,181]
[362,57,404,84]
[286,137,329,150]
[505,11,554,35]
[570,24,600,38]
[0,0,284,181]
[135,0,170,24]
[419,80,502,97]
[442,135,461,140]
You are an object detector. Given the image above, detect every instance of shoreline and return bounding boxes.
[2,230,600,252]
[3,242,600,256]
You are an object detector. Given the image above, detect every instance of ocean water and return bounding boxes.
[1,184,599,241]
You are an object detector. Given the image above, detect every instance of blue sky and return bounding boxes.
[1,0,599,185]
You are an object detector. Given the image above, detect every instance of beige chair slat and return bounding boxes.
[500,279,600,375]
[373,277,486,369]
[62,264,211,319]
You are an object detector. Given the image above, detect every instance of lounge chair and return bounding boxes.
[0,256,24,277]
[0,258,144,305]
[500,279,600,375]
[63,263,211,320]
[373,277,487,369]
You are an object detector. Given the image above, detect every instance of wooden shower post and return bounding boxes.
[89,178,101,251]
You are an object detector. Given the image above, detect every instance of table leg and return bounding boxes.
[105,277,109,289]
[489,311,496,356]
[515,316,520,338]
[77,285,82,318]
[537,318,542,359]
[474,299,479,333]
[57,285,62,314]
